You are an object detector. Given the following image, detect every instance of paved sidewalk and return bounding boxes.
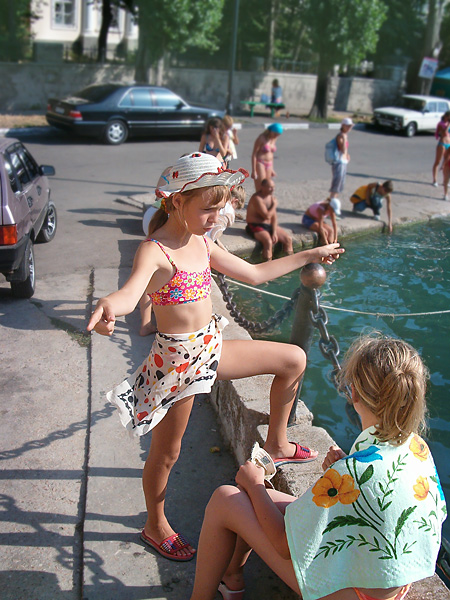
[1,139,450,599]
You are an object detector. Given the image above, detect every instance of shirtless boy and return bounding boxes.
[246,179,293,260]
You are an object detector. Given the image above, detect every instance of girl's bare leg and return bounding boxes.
[433,144,444,184]
[254,161,266,191]
[217,340,314,460]
[142,395,195,558]
[191,485,299,600]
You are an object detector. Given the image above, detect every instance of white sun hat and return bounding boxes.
[156,152,248,198]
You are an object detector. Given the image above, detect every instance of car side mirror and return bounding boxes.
[177,101,185,109]
[39,165,55,176]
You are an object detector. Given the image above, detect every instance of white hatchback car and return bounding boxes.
[373,94,450,137]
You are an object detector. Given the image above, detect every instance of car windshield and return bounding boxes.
[73,85,118,102]
[399,97,426,111]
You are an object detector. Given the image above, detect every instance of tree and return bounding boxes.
[0,0,37,61]
[134,0,225,83]
[301,0,388,118]
[409,0,450,94]
[97,0,136,63]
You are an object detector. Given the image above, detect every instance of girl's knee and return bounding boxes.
[283,344,306,374]
[206,485,240,516]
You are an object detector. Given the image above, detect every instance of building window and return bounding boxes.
[52,0,76,28]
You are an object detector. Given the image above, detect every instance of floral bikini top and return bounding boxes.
[146,238,211,306]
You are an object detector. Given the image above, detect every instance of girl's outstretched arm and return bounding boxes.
[209,240,344,286]
[87,241,160,334]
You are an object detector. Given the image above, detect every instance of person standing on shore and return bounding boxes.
[330,118,353,202]
[432,111,450,187]
[251,123,283,191]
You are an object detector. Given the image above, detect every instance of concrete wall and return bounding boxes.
[0,62,401,114]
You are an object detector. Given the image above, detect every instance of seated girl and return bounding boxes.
[190,334,446,600]
[302,197,341,245]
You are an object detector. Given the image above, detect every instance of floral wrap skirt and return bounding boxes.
[106,314,227,436]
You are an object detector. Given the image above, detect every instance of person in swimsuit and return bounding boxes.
[246,178,293,260]
[350,180,394,233]
[251,123,283,191]
[330,118,353,201]
[199,118,229,166]
[302,197,341,245]
[190,334,446,600]
[87,153,343,564]
[432,111,450,187]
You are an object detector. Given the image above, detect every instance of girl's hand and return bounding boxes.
[271,169,277,178]
[87,300,116,336]
[322,446,347,471]
[251,171,256,180]
[235,461,265,491]
[314,242,345,265]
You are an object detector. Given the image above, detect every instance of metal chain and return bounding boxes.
[308,288,361,429]
[216,273,301,333]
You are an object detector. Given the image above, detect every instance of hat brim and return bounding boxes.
[156,168,248,198]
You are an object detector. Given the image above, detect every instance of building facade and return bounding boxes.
[31,0,138,59]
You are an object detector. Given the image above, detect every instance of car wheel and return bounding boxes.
[36,201,57,243]
[104,120,128,145]
[10,239,36,299]
[405,122,417,137]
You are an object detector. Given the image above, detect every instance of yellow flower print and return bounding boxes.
[312,468,360,508]
[409,435,429,462]
[413,476,429,501]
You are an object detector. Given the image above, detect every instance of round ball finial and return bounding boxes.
[300,263,327,289]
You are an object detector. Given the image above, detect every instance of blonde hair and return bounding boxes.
[337,333,428,444]
[230,185,246,209]
[148,185,230,235]
[222,115,234,129]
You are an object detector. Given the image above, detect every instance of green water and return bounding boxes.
[228,218,450,536]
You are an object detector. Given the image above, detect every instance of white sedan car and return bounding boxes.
[373,94,450,137]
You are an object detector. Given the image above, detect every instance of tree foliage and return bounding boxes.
[300,0,388,117]
[134,0,225,81]
[0,0,37,61]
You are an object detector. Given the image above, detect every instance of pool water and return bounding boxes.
[227,218,450,537]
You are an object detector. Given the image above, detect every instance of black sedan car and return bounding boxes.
[46,84,225,145]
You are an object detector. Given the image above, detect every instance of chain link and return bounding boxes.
[307,288,361,429]
[216,273,301,333]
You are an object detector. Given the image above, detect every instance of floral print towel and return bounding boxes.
[285,428,447,600]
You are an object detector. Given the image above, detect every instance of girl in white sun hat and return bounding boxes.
[87,152,344,563]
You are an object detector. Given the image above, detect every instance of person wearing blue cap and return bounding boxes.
[251,123,283,191]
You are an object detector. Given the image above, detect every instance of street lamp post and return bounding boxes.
[226,0,240,115]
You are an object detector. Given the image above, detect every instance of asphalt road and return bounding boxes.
[4,123,437,282]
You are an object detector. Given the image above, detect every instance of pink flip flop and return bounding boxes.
[273,442,318,466]
[140,529,195,562]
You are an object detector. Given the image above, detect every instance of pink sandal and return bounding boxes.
[273,442,318,466]
[218,581,245,600]
[140,529,195,562]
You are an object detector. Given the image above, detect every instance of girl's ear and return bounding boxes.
[171,192,183,211]
[351,384,360,405]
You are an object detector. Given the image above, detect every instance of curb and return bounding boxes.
[0,126,53,137]
[0,122,367,137]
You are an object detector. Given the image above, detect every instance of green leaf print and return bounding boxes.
[394,506,417,540]
[322,515,371,535]
[358,464,374,485]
